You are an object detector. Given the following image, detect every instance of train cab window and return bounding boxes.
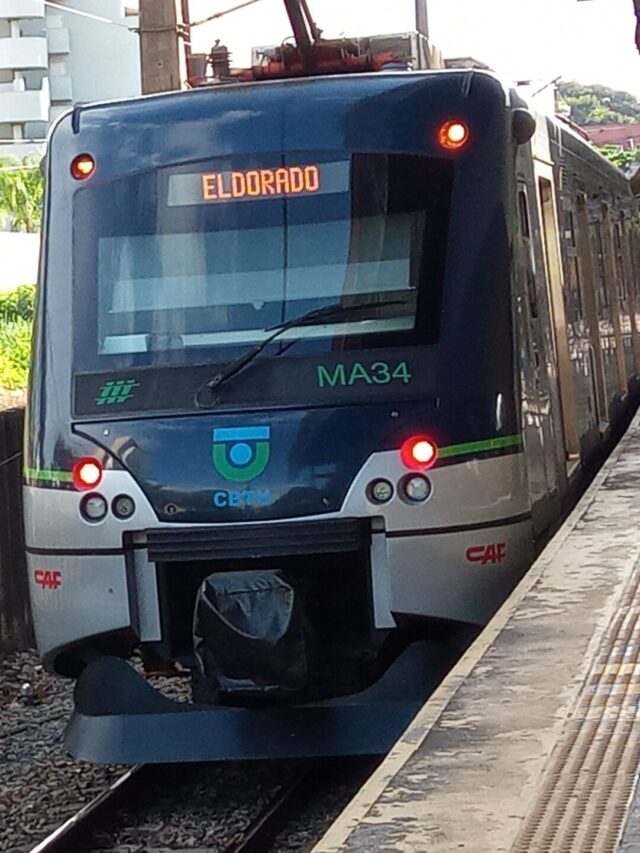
[73,152,453,371]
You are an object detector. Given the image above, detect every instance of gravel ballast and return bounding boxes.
[0,649,122,852]
[1,650,365,852]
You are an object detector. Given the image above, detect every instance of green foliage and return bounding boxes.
[0,155,44,233]
[0,318,32,390]
[557,81,640,126]
[0,285,35,390]
[0,284,36,322]
[596,145,640,172]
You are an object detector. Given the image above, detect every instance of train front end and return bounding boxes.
[24,71,534,763]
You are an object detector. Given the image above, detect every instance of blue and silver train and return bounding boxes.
[24,69,640,762]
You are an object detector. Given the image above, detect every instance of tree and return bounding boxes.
[557,81,640,126]
[0,156,44,233]
[596,145,640,174]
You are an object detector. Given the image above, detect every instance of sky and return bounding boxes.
[185,0,640,97]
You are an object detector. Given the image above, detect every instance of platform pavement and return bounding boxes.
[314,411,640,852]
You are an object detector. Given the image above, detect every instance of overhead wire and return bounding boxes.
[38,1,266,49]
[190,0,264,28]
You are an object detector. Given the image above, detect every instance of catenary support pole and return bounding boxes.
[138,0,188,94]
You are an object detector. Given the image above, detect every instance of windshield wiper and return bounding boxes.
[194,298,405,408]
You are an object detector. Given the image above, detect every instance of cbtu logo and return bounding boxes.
[212,426,271,483]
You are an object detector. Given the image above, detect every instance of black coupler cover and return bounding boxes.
[193,570,308,701]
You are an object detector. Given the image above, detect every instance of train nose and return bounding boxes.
[193,570,308,702]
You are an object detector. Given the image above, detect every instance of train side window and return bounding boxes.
[518,189,538,318]
[572,257,584,318]
[614,221,628,301]
[562,205,583,319]
[518,190,531,239]
[564,210,576,247]
[592,222,610,310]
[632,226,640,298]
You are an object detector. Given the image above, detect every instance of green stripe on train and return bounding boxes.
[438,433,523,460]
[22,433,523,485]
[24,468,73,483]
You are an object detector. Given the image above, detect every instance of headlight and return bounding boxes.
[367,478,394,504]
[80,493,108,522]
[112,494,136,520]
[400,475,432,503]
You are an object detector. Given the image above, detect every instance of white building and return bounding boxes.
[0,0,140,159]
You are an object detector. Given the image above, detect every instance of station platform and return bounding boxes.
[314,412,640,852]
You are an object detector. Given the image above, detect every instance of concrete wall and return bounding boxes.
[0,407,32,653]
[0,232,39,290]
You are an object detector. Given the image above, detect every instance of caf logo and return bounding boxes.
[212,426,271,483]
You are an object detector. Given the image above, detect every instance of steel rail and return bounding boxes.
[29,765,147,853]
[29,757,368,852]
[227,764,321,853]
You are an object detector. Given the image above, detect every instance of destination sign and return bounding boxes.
[203,165,320,201]
[167,160,350,206]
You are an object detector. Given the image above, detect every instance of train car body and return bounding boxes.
[24,70,640,763]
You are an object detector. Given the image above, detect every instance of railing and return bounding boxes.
[0,407,32,652]
[0,77,49,122]
[0,35,48,70]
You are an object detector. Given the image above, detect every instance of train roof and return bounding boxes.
[545,112,631,190]
[59,69,512,134]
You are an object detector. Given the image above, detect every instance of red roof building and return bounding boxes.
[581,122,640,149]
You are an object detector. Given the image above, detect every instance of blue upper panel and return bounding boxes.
[50,71,509,179]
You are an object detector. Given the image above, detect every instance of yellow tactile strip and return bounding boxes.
[512,561,640,853]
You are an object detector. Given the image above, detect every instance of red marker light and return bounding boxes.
[438,120,470,151]
[400,436,438,471]
[72,458,103,490]
[70,154,96,180]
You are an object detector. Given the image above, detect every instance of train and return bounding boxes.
[24,68,640,763]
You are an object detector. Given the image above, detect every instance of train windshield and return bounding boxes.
[73,152,452,370]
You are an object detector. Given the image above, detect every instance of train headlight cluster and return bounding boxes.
[366,473,433,506]
[78,491,137,523]
[73,459,136,523]
[366,435,438,507]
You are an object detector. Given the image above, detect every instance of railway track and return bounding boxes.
[29,765,147,853]
[28,760,343,853]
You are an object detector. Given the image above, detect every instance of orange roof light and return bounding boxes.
[438,120,470,151]
[71,154,96,180]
